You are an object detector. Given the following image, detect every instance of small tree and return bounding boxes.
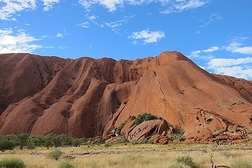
[27,140,36,150]
[52,136,61,148]
[44,139,53,149]
[29,135,43,147]
[17,133,28,150]
[72,139,80,147]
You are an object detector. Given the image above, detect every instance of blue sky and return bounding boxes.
[1,0,252,79]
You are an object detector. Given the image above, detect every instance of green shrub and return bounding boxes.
[0,158,25,168]
[47,149,64,161]
[104,143,112,148]
[62,155,75,160]
[171,128,184,141]
[72,139,81,147]
[115,122,126,135]
[27,141,36,150]
[230,159,252,168]
[116,136,128,144]
[17,133,28,150]
[131,113,157,128]
[0,139,16,152]
[58,161,74,168]
[176,156,199,168]
[29,136,43,147]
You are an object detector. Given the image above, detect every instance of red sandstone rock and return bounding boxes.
[0,51,252,143]
[120,116,136,136]
[128,119,162,141]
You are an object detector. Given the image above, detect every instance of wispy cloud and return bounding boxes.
[79,15,134,32]
[200,13,223,27]
[208,57,252,68]
[103,15,134,32]
[129,29,165,44]
[79,22,90,28]
[79,0,123,12]
[189,46,219,58]
[0,28,41,53]
[79,0,208,13]
[207,57,252,79]
[0,0,36,20]
[42,0,60,11]
[161,0,208,14]
[225,41,252,55]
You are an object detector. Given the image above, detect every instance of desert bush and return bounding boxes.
[0,158,25,168]
[230,159,252,168]
[0,139,16,152]
[131,113,157,128]
[58,161,74,168]
[117,136,128,144]
[29,136,44,147]
[72,139,81,147]
[17,133,28,150]
[220,151,233,158]
[170,155,200,168]
[171,128,184,141]
[47,149,64,161]
[115,122,126,135]
[58,135,72,146]
[104,142,112,148]
[27,141,36,150]
[62,155,75,160]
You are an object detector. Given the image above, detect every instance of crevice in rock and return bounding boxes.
[32,56,44,90]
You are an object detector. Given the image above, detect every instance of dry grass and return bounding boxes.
[0,143,252,168]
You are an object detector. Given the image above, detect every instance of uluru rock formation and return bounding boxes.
[0,51,252,143]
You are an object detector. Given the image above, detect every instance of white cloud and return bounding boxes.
[42,0,60,11]
[209,66,252,79]
[161,0,208,14]
[79,0,208,13]
[56,33,64,38]
[129,29,165,44]
[189,46,219,58]
[0,28,41,53]
[174,0,207,11]
[208,57,252,68]
[225,42,252,55]
[79,0,124,12]
[0,0,36,20]
[202,46,219,53]
[207,57,252,79]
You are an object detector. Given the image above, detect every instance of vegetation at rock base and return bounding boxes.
[171,128,185,141]
[0,134,84,152]
[0,138,15,152]
[130,113,158,128]
[115,121,126,135]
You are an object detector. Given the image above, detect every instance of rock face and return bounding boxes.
[0,51,252,142]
